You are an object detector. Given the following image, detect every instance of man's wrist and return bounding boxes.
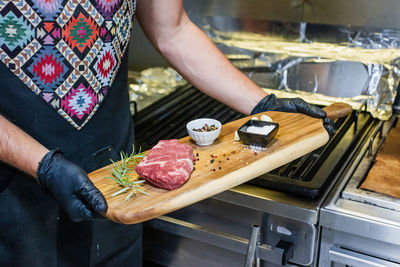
[251,94,274,115]
[36,149,62,186]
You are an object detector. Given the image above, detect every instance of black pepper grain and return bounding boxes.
[210,159,214,164]
[196,153,199,157]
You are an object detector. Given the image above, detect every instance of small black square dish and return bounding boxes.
[238,120,279,147]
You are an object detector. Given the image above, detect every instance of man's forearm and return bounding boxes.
[136,1,267,115]
[0,115,48,177]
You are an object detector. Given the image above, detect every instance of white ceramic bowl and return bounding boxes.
[186,118,222,146]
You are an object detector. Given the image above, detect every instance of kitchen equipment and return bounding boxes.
[319,115,400,267]
[88,104,350,224]
[135,85,376,266]
[360,123,400,198]
[129,0,400,265]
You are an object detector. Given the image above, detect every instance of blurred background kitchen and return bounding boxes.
[130,1,400,266]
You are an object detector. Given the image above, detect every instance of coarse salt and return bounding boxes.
[246,125,275,135]
[250,144,266,152]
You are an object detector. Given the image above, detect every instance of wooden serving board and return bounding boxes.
[89,104,351,224]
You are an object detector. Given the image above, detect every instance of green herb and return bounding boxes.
[106,146,149,201]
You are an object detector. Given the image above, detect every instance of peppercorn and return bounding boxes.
[218,167,221,170]
[210,159,214,164]
[196,153,199,157]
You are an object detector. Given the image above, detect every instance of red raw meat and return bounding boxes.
[135,140,194,190]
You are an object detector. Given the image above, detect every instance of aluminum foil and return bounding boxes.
[129,67,187,112]
[202,24,400,120]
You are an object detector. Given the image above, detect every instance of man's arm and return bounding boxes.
[0,115,107,221]
[136,0,267,115]
[0,115,48,177]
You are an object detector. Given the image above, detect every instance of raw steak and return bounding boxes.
[135,139,194,190]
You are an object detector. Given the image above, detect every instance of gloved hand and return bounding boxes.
[37,149,107,222]
[252,94,335,135]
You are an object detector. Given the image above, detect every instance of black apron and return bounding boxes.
[0,51,142,266]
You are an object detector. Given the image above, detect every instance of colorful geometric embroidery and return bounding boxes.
[0,9,35,54]
[36,21,62,45]
[0,0,136,129]
[22,46,72,92]
[95,0,122,19]
[61,77,97,121]
[31,0,65,20]
[91,42,116,86]
[62,8,99,58]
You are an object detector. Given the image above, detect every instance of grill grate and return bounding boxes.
[133,85,376,198]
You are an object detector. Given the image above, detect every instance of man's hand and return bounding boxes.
[251,94,326,118]
[251,94,335,135]
[37,150,107,222]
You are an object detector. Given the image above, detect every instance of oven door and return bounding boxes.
[143,197,319,267]
[319,227,400,267]
[328,246,400,267]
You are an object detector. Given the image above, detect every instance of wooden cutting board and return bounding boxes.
[88,103,352,224]
[361,123,400,197]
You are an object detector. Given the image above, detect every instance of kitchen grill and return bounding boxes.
[136,82,388,266]
[134,0,400,265]
[134,84,376,199]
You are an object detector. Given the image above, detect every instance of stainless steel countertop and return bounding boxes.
[321,115,400,244]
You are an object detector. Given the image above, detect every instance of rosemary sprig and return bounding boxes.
[106,146,149,201]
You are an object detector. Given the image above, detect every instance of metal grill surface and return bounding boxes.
[133,85,376,198]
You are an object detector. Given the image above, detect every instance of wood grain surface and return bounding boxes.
[324,102,353,120]
[361,124,400,198]
[89,111,334,224]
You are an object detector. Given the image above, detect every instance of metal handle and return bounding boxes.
[244,225,260,267]
[368,120,384,157]
[146,216,293,266]
[130,100,138,116]
[329,246,400,267]
[354,99,368,131]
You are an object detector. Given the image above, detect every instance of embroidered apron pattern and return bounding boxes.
[0,0,136,129]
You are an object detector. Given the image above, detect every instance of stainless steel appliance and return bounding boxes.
[319,116,400,267]
[134,86,380,266]
[130,0,400,266]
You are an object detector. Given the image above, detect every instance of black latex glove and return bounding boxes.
[252,94,335,135]
[37,149,107,222]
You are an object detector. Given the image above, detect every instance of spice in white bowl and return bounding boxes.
[186,118,221,146]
